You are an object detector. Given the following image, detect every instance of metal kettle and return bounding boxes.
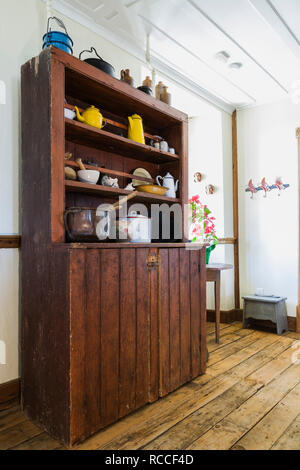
[128,114,145,144]
[156,172,179,198]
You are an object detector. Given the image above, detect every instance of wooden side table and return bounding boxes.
[206,263,233,343]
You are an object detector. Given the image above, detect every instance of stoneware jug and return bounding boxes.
[156,172,179,198]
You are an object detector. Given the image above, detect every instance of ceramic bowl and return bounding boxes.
[135,184,168,196]
[77,170,100,185]
[64,108,76,120]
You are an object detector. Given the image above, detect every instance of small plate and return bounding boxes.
[132,168,152,187]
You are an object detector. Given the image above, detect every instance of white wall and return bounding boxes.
[237,98,300,317]
[0,0,233,384]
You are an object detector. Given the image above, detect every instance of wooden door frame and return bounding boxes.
[297,128,300,332]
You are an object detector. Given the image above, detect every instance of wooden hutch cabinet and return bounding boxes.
[21,47,207,446]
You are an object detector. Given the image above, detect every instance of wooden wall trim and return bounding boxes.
[232,110,240,309]
[218,237,237,245]
[207,309,297,332]
[0,379,20,408]
[0,236,21,249]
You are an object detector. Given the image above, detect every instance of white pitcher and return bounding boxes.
[156,172,179,198]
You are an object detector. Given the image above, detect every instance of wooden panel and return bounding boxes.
[168,249,181,390]
[100,250,120,426]
[149,248,159,402]
[0,380,20,405]
[136,249,151,408]
[119,249,137,418]
[0,236,20,249]
[189,250,202,378]
[179,249,191,383]
[69,250,86,445]
[159,249,170,397]
[51,60,65,242]
[84,250,101,436]
[21,247,70,445]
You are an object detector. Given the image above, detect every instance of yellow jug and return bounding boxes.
[128,114,145,144]
[75,105,107,130]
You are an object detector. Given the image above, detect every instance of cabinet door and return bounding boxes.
[159,248,206,397]
[69,248,153,444]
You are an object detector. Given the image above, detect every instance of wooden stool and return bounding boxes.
[206,263,233,343]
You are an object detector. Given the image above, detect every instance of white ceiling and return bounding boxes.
[45,0,300,111]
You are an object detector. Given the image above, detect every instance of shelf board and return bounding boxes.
[65,180,180,204]
[64,161,154,184]
[65,119,180,164]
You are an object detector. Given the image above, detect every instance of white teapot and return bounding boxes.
[156,172,179,198]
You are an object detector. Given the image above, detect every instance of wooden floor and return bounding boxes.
[1,322,300,450]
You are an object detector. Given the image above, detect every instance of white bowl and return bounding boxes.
[64,108,76,120]
[78,170,100,185]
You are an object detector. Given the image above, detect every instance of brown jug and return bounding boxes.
[155,81,164,100]
[160,86,171,105]
[143,76,152,87]
[120,69,134,86]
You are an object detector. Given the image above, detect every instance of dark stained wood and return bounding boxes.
[179,249,191,383]
[190,250,202,378]
[159,249,170,397]
[85,250,101,436]
[119,249,137,417]
[136,249,151,408]
[69,250,86,444]
[148,248,159,403]
[100,250,120,427]
[168,249,181,391]
[65,180,181,204]
[0,380,20,405]
[65,160,154,184]
[65,119,180,164]
[0,236,21,249]
[65,102,166,142]
[54,47,188,129]
[51,60,65,242]
[21,47,206,447]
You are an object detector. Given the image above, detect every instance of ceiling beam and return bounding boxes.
[42,0,235,113]
[249,0,300,61]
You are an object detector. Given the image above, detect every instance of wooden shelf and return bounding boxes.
[65,180,180,204]
[65,119,180,164]
[64,161,154,184]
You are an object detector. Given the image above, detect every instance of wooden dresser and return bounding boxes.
[21,47,207,446]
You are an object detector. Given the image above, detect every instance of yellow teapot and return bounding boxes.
[75,105,107,130]
[128,114,145,144]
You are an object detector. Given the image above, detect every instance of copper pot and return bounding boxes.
[64,207,99,242]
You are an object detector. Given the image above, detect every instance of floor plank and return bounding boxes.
[271,413,300,450]
[1,322,298,451]
[232,382,300,450]
[187,357,300,450]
